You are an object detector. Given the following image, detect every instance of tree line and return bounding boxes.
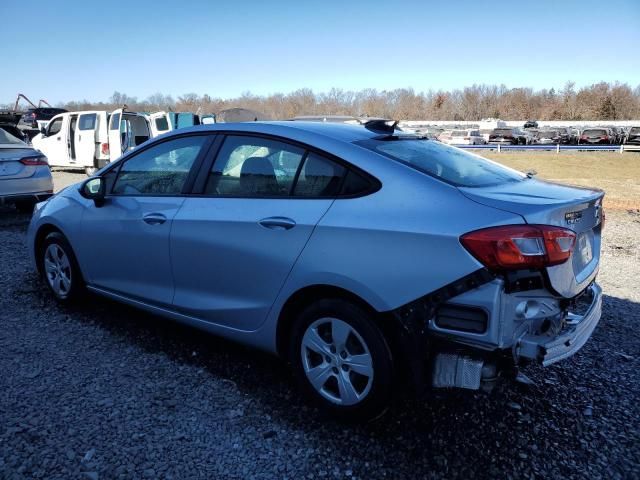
[12,81,640,121]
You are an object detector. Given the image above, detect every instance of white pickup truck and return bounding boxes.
[32,109,172,175]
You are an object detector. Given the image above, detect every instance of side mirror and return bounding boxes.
[80,177,106,206]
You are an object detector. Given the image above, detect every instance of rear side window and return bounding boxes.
[112,135,206,195]
[109,113,121,130]
[293,153,345,197]
[206,136,305,196]
[356,138,524,187]
[78,114,96,130]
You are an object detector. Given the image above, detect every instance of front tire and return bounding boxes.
[290,299,393,421]
[38,232,85,302]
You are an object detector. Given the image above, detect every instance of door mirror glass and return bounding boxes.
[80,177,105,203]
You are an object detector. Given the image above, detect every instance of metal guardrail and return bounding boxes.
[454,144,640,153]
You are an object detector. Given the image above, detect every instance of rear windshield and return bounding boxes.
[583,129,607,136]
[492,129,512,135]
[356,138,524,187]
[0,128,26,145]
[538,131,558,138]
[452,131,467,137]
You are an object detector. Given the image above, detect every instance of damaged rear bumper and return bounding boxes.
[515,283,602,366]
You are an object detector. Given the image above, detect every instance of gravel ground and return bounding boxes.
[0,172,638,479]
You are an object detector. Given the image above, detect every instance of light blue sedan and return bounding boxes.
[27,121,604,420]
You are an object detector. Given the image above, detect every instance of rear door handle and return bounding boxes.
[143,213,167,225]
[258,217,296,230]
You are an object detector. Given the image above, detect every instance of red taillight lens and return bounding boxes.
[460,225,576,271]
[101,142,109,155]
[19,155,49,166]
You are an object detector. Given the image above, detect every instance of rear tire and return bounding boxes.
[38,232,85,302]
[290,299,393,422]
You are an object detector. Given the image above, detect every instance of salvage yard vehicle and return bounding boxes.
[0,128,53,212]
[625,126,640,144]
[488,127,527,145]
[32,109,172,175]
[27,121,604,420]
[438,129,486,145]
[579,128,613,145]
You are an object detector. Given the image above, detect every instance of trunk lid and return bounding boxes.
[459,178,604,298]
[0,147,38,180]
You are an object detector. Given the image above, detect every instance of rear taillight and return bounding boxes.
[19,155,48,166]
[580,135,588,139]
[101,142,109,155]
[460,225,576,271]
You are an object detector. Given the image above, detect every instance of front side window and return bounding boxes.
[78,114,97,130]
[112,135,207,195]
[47,117,63,135]
[356,138,524,187]
[205,136,305,196]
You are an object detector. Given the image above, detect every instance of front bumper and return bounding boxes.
[515,283,602,366]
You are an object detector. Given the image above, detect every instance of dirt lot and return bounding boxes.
[0,170,639,479]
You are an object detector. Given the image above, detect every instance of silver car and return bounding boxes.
[0,128,53,212]
[27,121,604,420]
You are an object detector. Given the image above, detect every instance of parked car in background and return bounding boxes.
[535,130,562,145]
[625,126,640,144]
[0,128,53,212]
[523,120,538,129]
[579,128,613,144]
[32,109,172,175]
[553,127,575,144]
[438,129,486,145]
[488,128,526,145]
[27,121,604,420]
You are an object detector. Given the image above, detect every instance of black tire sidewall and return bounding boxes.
[290,298,393,421]
[39,232,84,302]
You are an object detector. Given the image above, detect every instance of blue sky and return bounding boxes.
[2,0,638,104]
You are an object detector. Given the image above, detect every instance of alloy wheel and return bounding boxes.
[300,317,374,406]
[43,244,72,297]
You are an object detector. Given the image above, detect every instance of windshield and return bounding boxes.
[356,138,525,187]
[0,128,26,145]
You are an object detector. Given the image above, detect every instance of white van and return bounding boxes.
[32,109,171,175]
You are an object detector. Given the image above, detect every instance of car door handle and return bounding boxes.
[258,217,296,230]
[143,213,167,225]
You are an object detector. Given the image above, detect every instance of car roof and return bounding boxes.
[168,121,384,144]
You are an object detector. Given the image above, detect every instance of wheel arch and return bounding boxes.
[33,223,63,274]
[276,284,398,362]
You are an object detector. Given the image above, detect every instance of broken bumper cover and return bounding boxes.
[516,283,602,366]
